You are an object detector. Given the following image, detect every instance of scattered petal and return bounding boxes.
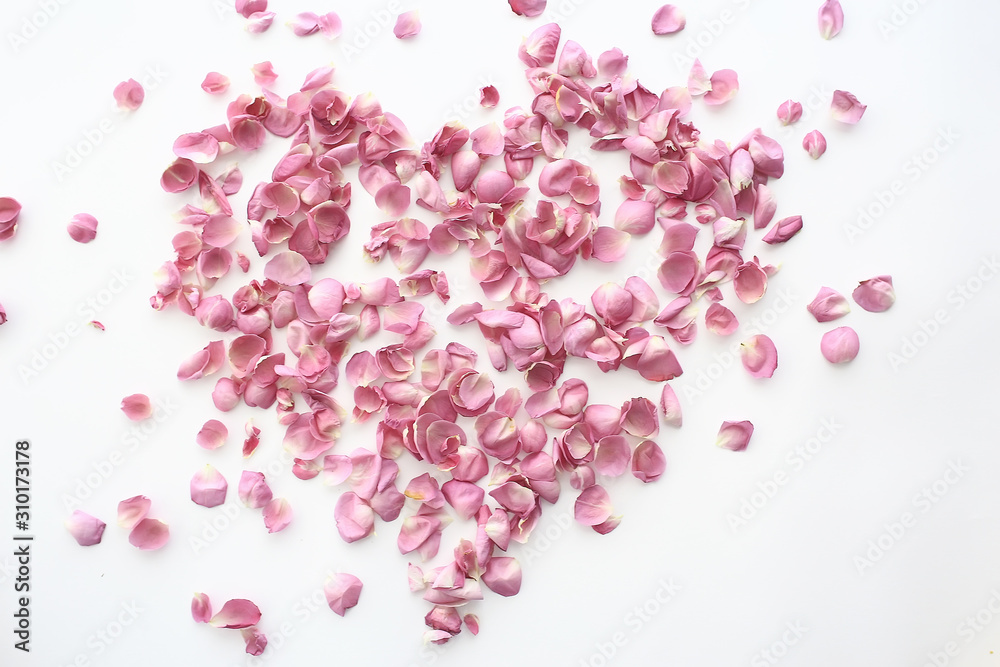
[740,334,778,379]
[821,326,860,363]
[818,0,845,39]
[393,11,421,39]
[574,485,612,526]
[831,90,866,124]
[0,197,21,241]
[241,627,268,656]
[191,593,212,623]
[852,275,895,312]
[776,99,802,125]
[210,599,261,629]
[128,518,170,550]
[716,420,754,452]
[807,287,850,322]
[201,72,230,95]
[631,440,666,482]
[196,419,228,450]
[509,0,546,17]
[121,393,153,421]
[263,498,293,532]
[802,130,827,159]
[117,495,151,529]
[113,79,144,110]
[191,465,228,508]
[67,213,98,243]
[325,573,363,616]
[762,215,803,244]
[65,511,106,546]
[651,5,686,35]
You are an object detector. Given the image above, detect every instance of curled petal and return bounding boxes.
[173,132,220,163]
[831,90,866,124]
[802,130,827,159]
[442,480,485,520]
[480,85,500,108]
[777,100,802,125]
[325,573,363,616]
[128,518,170,550]
[161,158,199,193]
[807,287,850,322]
[178,340,226,381]
[239,471,273,509]
[67,213,98,243]
[818,0,845,39]
[763,215,803,244]
[0,197,20,240]
[210,599,261,629]
[734,261,767,304]
[263,498,293,533]
[482,557,522,597]
[508,0,546,16]
[518,22,561,68]
[120,393,152,421]
[740,334,778,379]
[65,511,106,546]
[716,420,754,452]
[614,199,655,234]
[190,465,228,508]
[117,495,151,529]
[196,419,228,450]
[201,72,230,95]
[632,440,666,482]
[705,303,738,335]
[659,384,682,427]
[335,492,374,543]
[192,593,212,623]
[853,275,895,312]
[574,485,612,526]
[651,5,686,34]
[821,326,860,363]
[113,79,144,110]
[393,10,421,39]
[241,627,267,656]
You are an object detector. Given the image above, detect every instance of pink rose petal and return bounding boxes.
[0,197,21,241]
[128,518,170,550]
[807,287,851,322]
[716,420,754,452]
[704,69,739,106]
[210,599,261,629]
[659,384,682,427]
[574,484,613,526]
[191,465,228,508]
[821,326,860,363]
[239,471,273,509]
[831,89,866,124]
[117,495,151,529]
[191,593,212,623]
[113,78,144,110]
[740,334,778,379]
[325,573,363,616]
[335,492,375,543]
[632,440,666,483]
[173,132,220,164]
[121,393,153,421]
[241,627,268,656]
[67,213,98,243]
[264,251,311,285]
[482,557,522,597]
[651,5,686,35]
[818,0,845,39]
[263,498,293,532]
[480,85,500,108]
[853,275,895,312]
[201,72,230,95]
[65,510,106,546]
[393,10,421,39]
[777,99,802,125]
[802,130,827,159]
[509,0,546,17]
[762,215,803,244]
[196,419,228,450]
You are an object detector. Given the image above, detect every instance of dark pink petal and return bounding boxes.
[120,393,152,421]
[128,518,170,550]
[241,627,267,656]
[807,287,851,322]
[704,69,739,106]
[238,471,273,508]
[66,511,106,546]
[264,251,311,285]
[740,334,778,379]
[201,72,230,95]
[509,0,546,16]
[632,440,666,482]
[113,79,144,110]
[518,23,561,68]
[191,593,212,623]
[853,275,895,312]
[482,557,522,597]
[763,215,803,244]
[734,261,767,303]
[263,498,293,533]
[621,398,658,437]
[67,213,98,243]
[393,10,421,39]
[375,183,411,216]
[802,130,827,159]
[117,495,151,529]
[831,90,866,124]
[705,303,738,335]
[191,465,228,508]
[818,0,845,39]
[821,326,860,364]
[0,197,21,241]
[717,420,754,452]
[196,419,228,450]
[480,85,500,108]
[161,158,199,193]
[777,100,803,125]
[651,5,686,34]
[575,485,612,526]
[335,492,374,542]
[325,573,363,616]
[210,599,261,629]
[594,436,630,477]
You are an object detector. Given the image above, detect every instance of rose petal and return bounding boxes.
[113,79,144,110]
[65,510,106,546]
[201,72,230,95]
[335,492,375,543]
[264,251,311,285]
[594,435,631,477]
[238,471,273,509]
[705,303,739,335]
[191,465,228,508]
[777,100,802,125]
[210,599,261,629]
[818,0,845,39]
[482,557,522,597]
[117,495,151,529]
[508,0,546,17]
[191,593,212,623]
[807,287,851,322]
[734,261,767,304]
[651,5,686,35]
[325,573,363,616]
[241,627,268,656]
[716,420,754,452]
[763,215,803,244]
[632,440,666,482]
[852,275,895,312]
[659,384,682,427]
[802,130,827,159]
[120,393,153,421]
[0,197,22,240]
[740,334,778,379]
[704,69,739,106]
[263,498,293,532]
[393,10,421,39]
[831,89,866,124]
[128,518,170,550]
[574,484,612,526]
[821,326,860,363]
[67,213,98,243]
[196,419,228,450]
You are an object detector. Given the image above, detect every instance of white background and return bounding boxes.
[1,0,999,665]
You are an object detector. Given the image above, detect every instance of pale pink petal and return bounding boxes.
[289,11,320,35]
[753,183,776,230]
[734,261,767,303]
[574,485,612,526]
[113,79,144,110]
[316,12,343,37]
[591,227,630,262]
[482,557,522,597]
[128,518,170,550]
[241,627,267,656]
[802,130,827,159]
[807,287,850,322]
[231,116,266,151]
[705,69,739,106]
[209,599,261,629]
[777,100,802,125]
[831,90,866,124]
[263,498,293,532]
[594,435,630,477]
[651,5,686,35]
[173,132,220,164]
[442,480,485,520]
[191,593,212,623]
[264,251,311,285]
[393,10,421,39]
[325,573,363,616]
[67,213,98,243]
[509,0,546,16]
[196,419,228,450]
[201,72,230,95]
[117,495,151,529]
[239,471,273,509]
[763,215,803,244]
[716,420,754,452]
[614,199,655,234]
[191,465,228,508]
[821,326,860,363]
[251,61,278,86]
[705,303,738,335]
[464,614,480,635]
[245,10,275,32]
[687,60,711,96]
[121,393,152,421]
[818,0,845,39]
[740,334,778,379]
[853,275,895,312]
[335,492,374,542]
[518,22,561,68]
[65,510,106,546]
[632,440,666,482]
